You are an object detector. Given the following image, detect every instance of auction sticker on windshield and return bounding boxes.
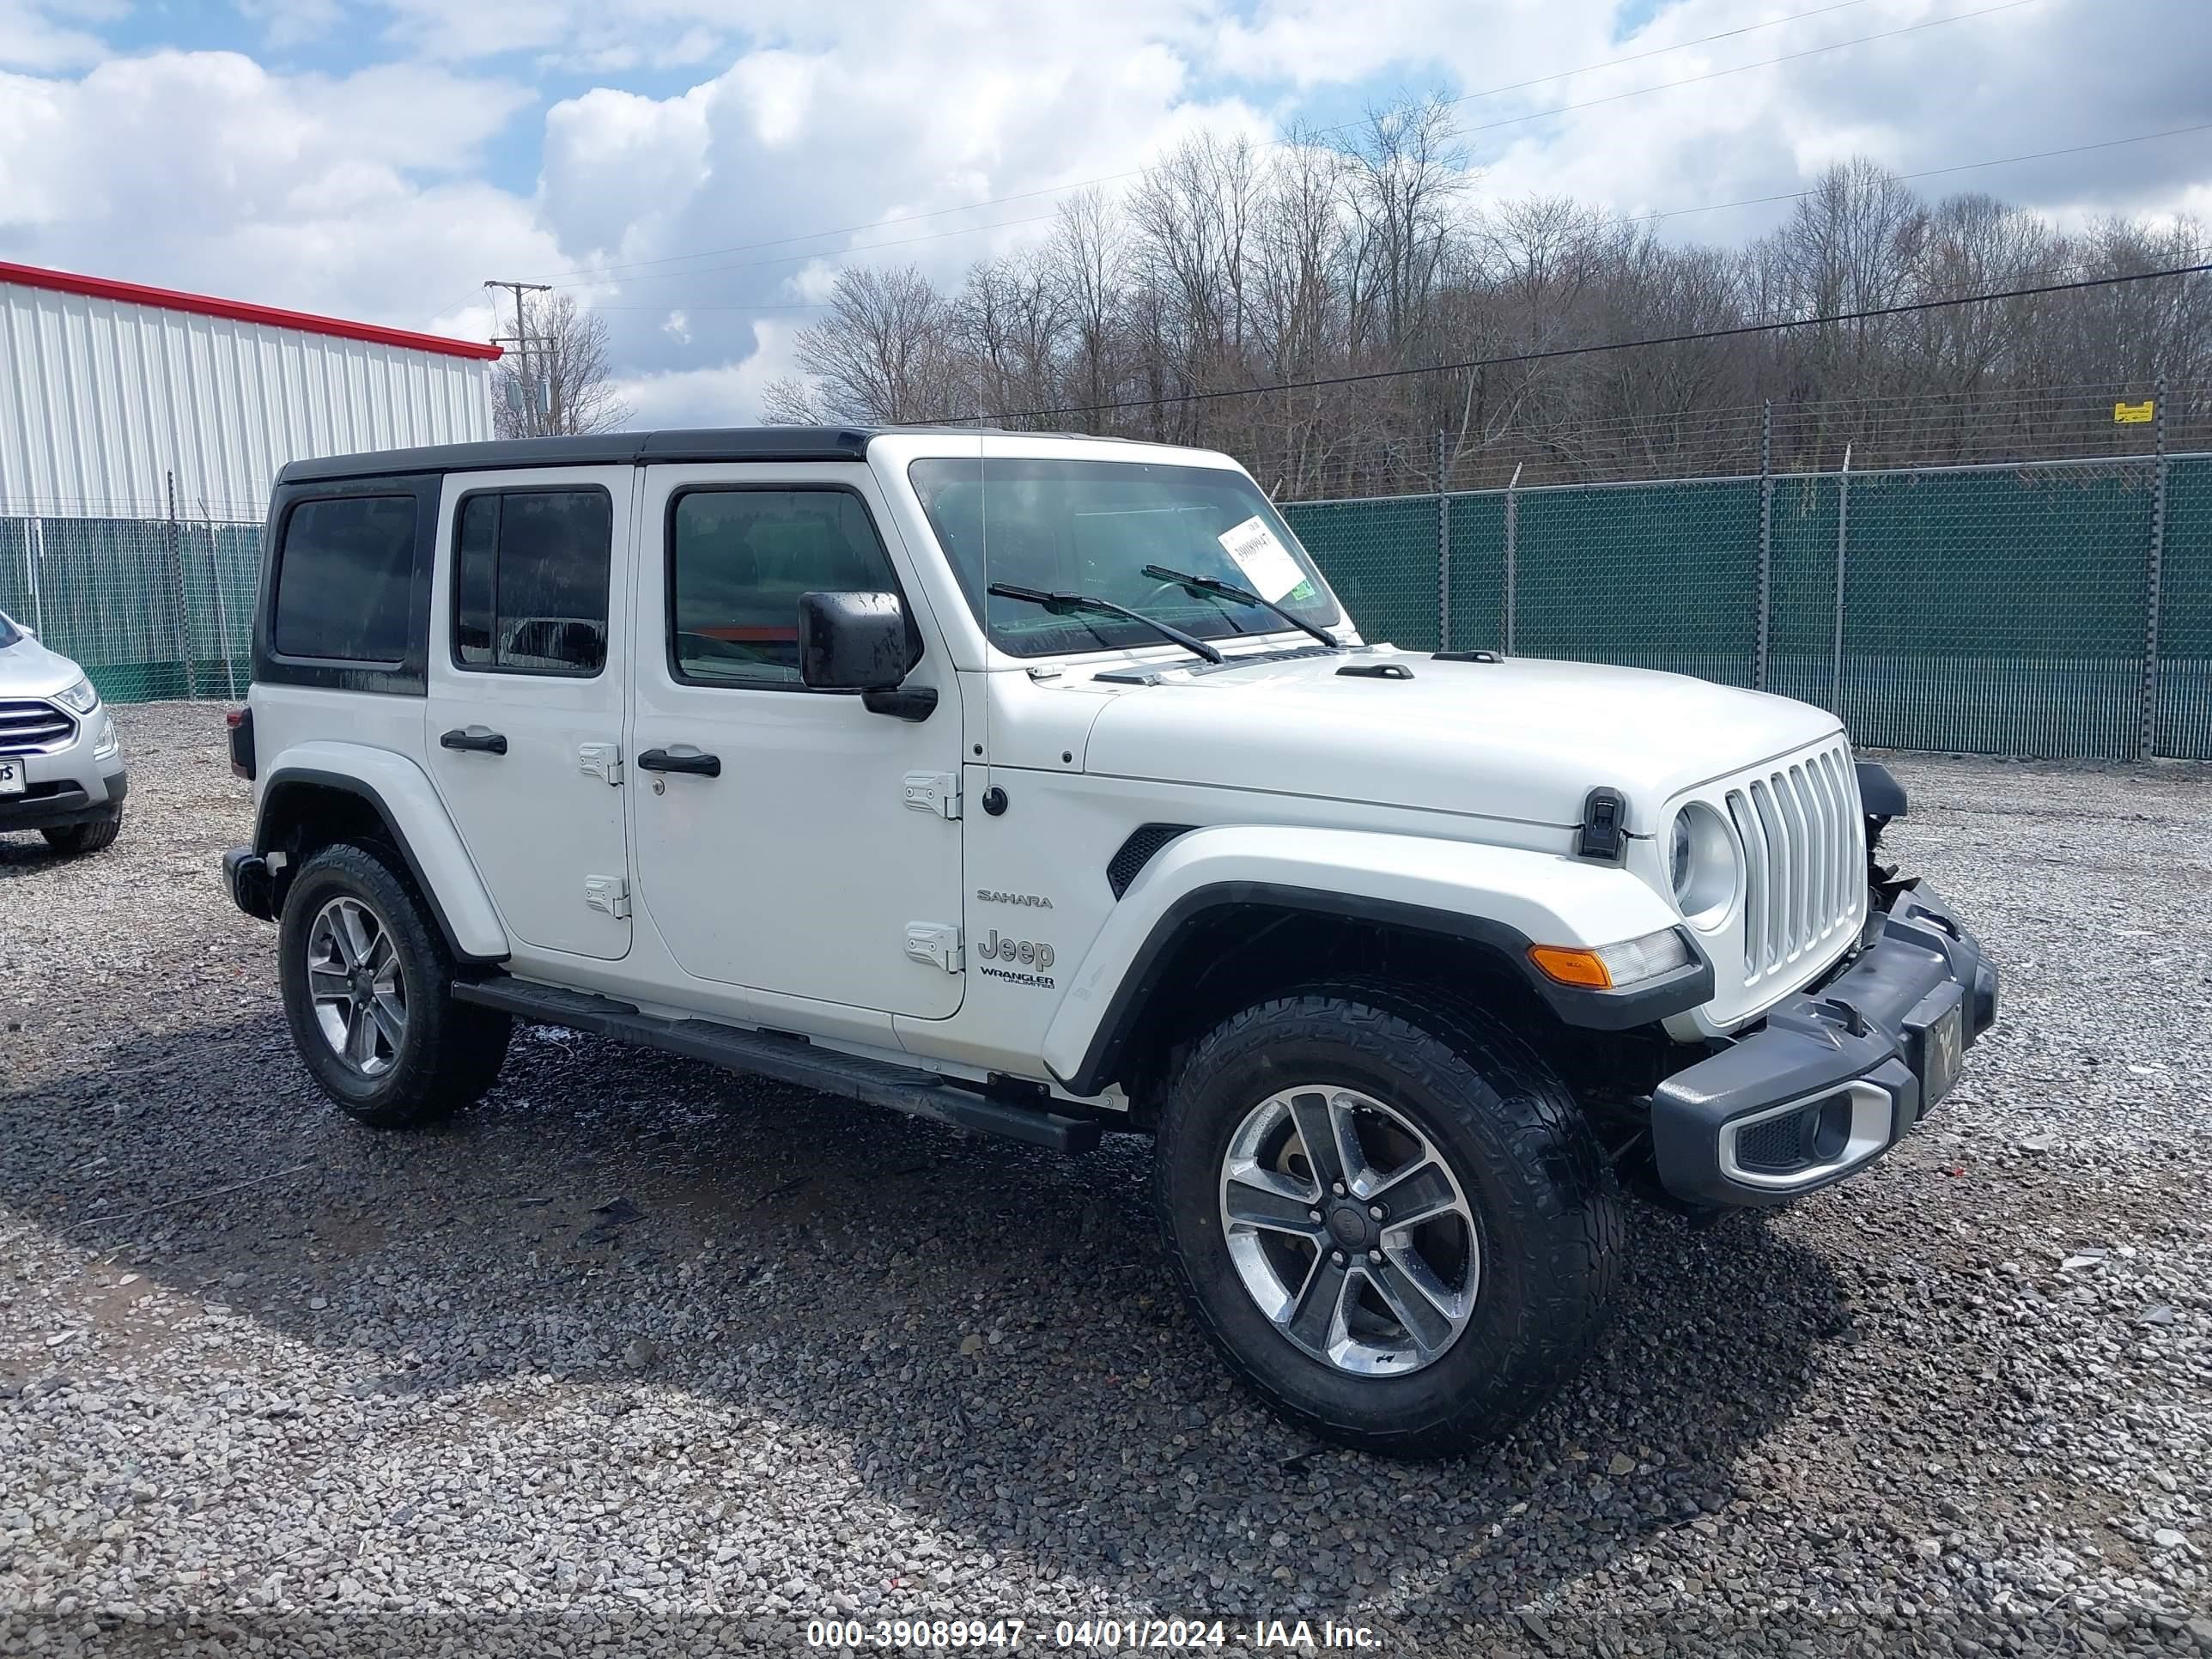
[1217,515,1310,604]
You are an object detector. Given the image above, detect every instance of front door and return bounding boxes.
[629,465,964,1018]
[424,467,634,961]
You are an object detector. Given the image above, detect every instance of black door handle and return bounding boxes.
[636,747,721,778]
[440,728,508,755]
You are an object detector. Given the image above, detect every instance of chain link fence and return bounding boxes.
[1280,449,2209,761]
[2,487,261,705]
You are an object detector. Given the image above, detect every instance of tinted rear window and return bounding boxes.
[453,489,612,674]
[272,495,417,661]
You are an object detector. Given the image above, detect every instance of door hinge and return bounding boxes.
[579,742,623,786]
[584,874,631,920]
[906,921,962,973]
[902,770,960,819]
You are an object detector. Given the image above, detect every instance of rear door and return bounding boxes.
[424,467,634,960]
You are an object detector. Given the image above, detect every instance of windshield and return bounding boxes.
[908,456,1340,659]
[0,611,21,649]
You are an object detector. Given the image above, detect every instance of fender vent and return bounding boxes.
[1107,823,1197,899]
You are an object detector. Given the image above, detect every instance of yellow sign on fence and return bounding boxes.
[2114,399,2155,423]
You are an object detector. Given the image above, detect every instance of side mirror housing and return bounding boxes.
[799,591,915,692]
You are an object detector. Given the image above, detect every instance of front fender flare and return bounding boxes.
[1041,825,1707,1096]
[256,743,508,963]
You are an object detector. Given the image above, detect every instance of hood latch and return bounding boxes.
[1577,787,1629,862]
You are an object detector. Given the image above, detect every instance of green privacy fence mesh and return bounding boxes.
[2,513,258,704]
[5,454,2209,761]
[2160,460,2212,762]
[1281,453,2212,762]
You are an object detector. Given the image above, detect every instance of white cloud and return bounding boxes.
[233,0,345,52]
[0,48,554,334]
[521,0,1272,413]
[1,0,2204,425]
[0,0,112,70]
[611,319,806,427]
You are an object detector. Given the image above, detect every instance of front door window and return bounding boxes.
[669,488,902,686]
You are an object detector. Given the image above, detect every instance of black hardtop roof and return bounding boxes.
[274,424,1116,485]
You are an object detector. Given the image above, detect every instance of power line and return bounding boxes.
[519,0,1897,289]
[937,261,2212,424]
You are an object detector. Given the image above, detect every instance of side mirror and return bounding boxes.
[799,592,935,720]
[799,591,913,690]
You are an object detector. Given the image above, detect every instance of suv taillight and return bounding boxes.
[226,706,256,781]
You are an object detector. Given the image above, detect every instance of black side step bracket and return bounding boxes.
[453,976,1101,1152]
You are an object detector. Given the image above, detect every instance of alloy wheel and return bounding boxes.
[1218,1085,1480,1375]
[305,896,407,1079]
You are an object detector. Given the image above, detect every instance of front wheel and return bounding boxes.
[1153,988,1621,1456]
[41,807,122,856]
[276,843,511,1127]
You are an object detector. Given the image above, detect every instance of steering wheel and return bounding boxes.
[1137,575,1209,611]
[676,631,780,666]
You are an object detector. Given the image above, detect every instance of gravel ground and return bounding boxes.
[2,702,2209,1657]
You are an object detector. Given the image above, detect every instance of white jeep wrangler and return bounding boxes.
[222,428,1997,1455]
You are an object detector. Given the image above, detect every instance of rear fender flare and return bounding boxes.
[1041,825,1705,1095]
[255,743,508,963]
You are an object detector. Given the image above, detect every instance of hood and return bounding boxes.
[0,627,82,699]
[1078,651,1844,833]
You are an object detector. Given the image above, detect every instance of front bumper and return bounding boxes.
[1650,879,1998,1207]
[2,696,127,834]
[0,768,128,833]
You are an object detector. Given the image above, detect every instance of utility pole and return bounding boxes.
[484,279,551,433]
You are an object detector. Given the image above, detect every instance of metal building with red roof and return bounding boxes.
[0,261,501,519]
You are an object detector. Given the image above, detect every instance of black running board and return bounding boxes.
[452,976,1100,1152]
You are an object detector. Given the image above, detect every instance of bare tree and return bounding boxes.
[754,98,2209,487]
[1337,96,1471,362]
[764,264,958,424]
[491,293,634,437]
[1051,186,1130,428]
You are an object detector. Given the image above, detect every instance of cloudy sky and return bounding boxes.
[3,0,2207,422]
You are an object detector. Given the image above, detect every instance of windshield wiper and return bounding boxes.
[986,582,1224,665]
[1140,564,1341,650]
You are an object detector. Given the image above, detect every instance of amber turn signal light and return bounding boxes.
[1528,945,1613,989]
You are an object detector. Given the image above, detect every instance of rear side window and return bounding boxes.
[453,489,612,674]
[669,488,900,686]
[271,495,417,661]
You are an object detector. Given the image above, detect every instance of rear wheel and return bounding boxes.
[277,842,510,1127]
[1153,987,1621,1456]
[40,807,122,856]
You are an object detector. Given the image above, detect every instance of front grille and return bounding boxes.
[1723,741,1863,989]
[0,700,76,753]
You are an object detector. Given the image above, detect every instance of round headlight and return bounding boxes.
[1668,802,1739,927]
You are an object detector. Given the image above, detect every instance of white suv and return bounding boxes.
[222,428,1997,1455]
[0,607,126,854]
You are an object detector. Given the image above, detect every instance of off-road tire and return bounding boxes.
[40,807,123,856]
[277,842,510,1128]
[1153,983,1622,1457]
